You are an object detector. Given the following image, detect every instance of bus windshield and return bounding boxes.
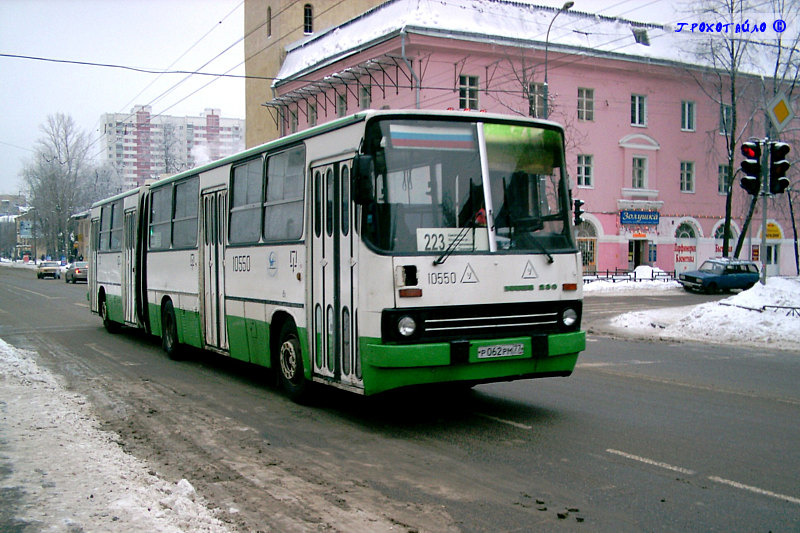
[360,118,575,255]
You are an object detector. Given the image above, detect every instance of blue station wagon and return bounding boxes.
[678,258,760,293]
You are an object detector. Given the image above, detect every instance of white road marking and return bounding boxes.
[475,413,533,430]
[86,343,139,366]
[606,449,696,475]
[708,476,800,505]
[576,359,659,368]
[608,449,800,505]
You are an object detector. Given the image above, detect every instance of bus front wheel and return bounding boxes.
[100,295,120,333]
[278,323,309,402]
[161,300,183,360]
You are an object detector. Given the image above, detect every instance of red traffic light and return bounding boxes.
[739,141,762,195]
[741,144,757,159]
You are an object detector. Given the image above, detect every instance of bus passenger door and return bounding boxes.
[311,161,361,389]
[122,210,137,324]
[89,218,100,313]
[202,189,228,351]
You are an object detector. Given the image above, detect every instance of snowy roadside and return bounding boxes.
[0,338,232,532]
[587,269,800,352]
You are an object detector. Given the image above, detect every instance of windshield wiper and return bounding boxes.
[433,209,481,265]
[531,238,554,264]
[505,214,553,263]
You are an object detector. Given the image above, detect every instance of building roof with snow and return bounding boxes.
[273,0,773,87]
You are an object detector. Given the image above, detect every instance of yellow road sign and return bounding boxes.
[767,93,794,133]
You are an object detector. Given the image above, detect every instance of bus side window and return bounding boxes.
[264,145,305,242]
[109,200,123,251]
[173,177,199,248]
[149,187,172,250]
[230,158,264,244]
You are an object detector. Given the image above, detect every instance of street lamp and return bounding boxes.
[543,1,574,119]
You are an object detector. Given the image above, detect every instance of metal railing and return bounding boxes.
[582,268,676,283]
[720,302,800,317]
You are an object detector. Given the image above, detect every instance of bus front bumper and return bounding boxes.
[359,330,585,395]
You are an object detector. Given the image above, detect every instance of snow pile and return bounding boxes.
[0,338,230,532]
[610,277,800,351]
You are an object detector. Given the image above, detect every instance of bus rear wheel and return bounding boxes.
[278,323,309,402]
[161,300,183,360]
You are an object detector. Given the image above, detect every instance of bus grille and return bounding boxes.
[381,301,582,344]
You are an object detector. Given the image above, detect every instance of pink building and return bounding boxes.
[264,0,798,276]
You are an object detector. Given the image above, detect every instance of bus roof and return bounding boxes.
[137,109,566,190]
[90,186,143,209]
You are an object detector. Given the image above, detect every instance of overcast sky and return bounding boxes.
[0,0,686,195]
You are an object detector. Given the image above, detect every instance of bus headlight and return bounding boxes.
[561,308,578,328]
[397,316,417,337]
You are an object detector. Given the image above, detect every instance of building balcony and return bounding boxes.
[621,187,659,200]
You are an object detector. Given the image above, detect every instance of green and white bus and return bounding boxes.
[90,110,585,399]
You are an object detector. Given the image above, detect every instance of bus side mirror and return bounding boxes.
[352,154,374,205]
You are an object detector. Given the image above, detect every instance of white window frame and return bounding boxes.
[680,161,694,193]
[631,94,647,126]
[459,75,479,110]
[578,88,594,121]
[632,156,647,188]
[681,100,695,131]
[577,154,593,187]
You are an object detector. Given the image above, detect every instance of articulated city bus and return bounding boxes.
[90,110,585,399]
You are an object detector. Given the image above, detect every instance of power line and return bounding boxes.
[118,1,244,113]
[0,53,259,80]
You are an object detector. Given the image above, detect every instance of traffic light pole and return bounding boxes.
[759,137,769,285]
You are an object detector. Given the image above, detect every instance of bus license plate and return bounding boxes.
[477,343,525,359]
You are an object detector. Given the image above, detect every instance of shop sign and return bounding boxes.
[674,244,696,263]
[766,222,782,240]
[620,210,659,225]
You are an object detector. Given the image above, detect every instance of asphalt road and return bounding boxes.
[1,266,798,531]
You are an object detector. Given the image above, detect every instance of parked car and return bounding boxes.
[65,261,88,283]
[36,261,62,279]
[678,258,759,293]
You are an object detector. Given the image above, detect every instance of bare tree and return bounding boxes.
[687,0,760,258]
[87,164,125,203]
[21,114,92,259]
[159,122,189,175]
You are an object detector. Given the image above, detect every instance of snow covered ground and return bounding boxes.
[0,339,232,532]
[586,266,800,352]
[1,261,798,530]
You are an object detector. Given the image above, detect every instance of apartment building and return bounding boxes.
[101,105,245,188]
